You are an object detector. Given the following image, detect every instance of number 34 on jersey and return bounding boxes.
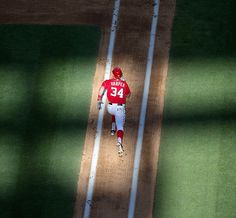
[101,79,131,104]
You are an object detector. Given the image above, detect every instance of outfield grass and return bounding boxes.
[154,0,236,217]
[0,25,100,218]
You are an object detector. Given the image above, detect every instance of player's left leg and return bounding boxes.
[107,104,118,136]
[111,115,116,136]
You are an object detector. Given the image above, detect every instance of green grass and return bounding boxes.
[0,25,100,218]
[154,0,236,217]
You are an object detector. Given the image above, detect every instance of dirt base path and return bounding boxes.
[75,1,176,217]
[0,0,176,217]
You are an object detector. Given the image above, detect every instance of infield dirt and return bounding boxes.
[0,0,176,217]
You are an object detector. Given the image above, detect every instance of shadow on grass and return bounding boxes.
[153,0,236,217]
[0,25,100,218]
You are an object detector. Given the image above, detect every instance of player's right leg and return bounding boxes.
[115,105,125,156]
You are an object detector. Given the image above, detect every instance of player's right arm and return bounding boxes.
[97,86,105,101]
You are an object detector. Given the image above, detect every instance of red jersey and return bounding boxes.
[101,79,131,104]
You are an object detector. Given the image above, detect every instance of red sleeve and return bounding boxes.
[97,80,109,101]
[101,80,109,89]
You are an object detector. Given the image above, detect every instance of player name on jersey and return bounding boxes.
[111,81,125,87]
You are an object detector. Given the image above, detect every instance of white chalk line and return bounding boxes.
[128,0,160,217]
[83,0,121,218]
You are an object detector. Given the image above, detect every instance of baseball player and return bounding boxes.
[97,67,131,156]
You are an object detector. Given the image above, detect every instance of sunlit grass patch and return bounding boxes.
[165,57,236,118]
[38,57,95,121]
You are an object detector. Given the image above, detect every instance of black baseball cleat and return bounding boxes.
[110,129,116,136]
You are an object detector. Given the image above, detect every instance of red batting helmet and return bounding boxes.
[112,67,123,79]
